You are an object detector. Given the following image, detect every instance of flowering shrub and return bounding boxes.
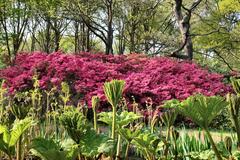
[0,51,231,109]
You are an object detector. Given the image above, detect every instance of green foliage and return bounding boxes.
[160,110,178,129]
[231,78,240,95]
[189,150,215,159]
[118,127,142,143]
[177,94,228,160]
[0,117,35,158]
[103,79,125,140]
[60,82,71,108]
[30,138,78,160]
[176,129,211,155]
[91,96,100,110]
[92,96,100,131]
[103,79,125,108]
[132,130,163,160]
[11,92,31,120]
[227,78,240,149]
[60,109,113,158]
[59,109,89,143]
[79,129,112,157]
[98,111,142,128]
[178,94,228,129]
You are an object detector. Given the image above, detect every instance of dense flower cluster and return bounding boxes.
[0,51,231,108]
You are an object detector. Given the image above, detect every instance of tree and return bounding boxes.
[0,0,30,59]
[169,0,202,60]
[193,0,240,70]
[64,0,115,54]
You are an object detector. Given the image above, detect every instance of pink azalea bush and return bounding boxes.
[0,51,231,109]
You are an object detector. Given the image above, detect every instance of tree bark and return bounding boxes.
[54,27,61,52]
[172,0,195,60]
[129,5,139,53]
[45,18,51,54]
[106,0,114,54]
[74,21,80,53]
[86,27,91,52]
[118,20,125,54]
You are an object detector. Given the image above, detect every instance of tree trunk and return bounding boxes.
[53,20,61,52]
[129,5,139,53]
[81,22,86,51]
[118,20,125,55]
[45,18,51,54]
[174,0,193,60]
[74,21,80,53]
[106,0,114,55]
[86,27,91,52]
[144,23,150,54]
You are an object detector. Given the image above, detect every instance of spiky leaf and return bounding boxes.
[103,80,125,107]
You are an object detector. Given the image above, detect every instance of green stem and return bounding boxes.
[205,129,222,160]
[46,94,50,112]
[16,135,22,160]
[125,142,130,160]
[164,126,171,158]
[145,148,152,160]
[93,108,98,132]
[232,116,240,150]
[111,106,116,139]
[116,134,121,159]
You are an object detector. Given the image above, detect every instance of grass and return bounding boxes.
[178,128,236,142]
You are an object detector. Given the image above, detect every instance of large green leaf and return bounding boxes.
[118,128,141,143]
[132,130,162,159]
[178,94,228,129]
[61,138,79,160]
[31,138,78,160]
[0,134,14,156]
[9,117,35,146]
[103,80,125,107]
[30,138,67,160]
[0,125,7,134]
[97,139,115,155]
[98,111,142,128]
[79,129,110,157]
[0,125,10,144]
[60,110,90,143]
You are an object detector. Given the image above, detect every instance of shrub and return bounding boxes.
[0,51,231,109]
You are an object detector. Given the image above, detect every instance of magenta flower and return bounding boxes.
[0,51,232,109]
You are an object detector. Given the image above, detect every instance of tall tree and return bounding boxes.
[64,0,115,54]
[0,0,30,59]
[170,0,202,60]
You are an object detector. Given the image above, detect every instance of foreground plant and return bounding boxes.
[11,92,32,160]
[0,117,35,160]
[60,109,112,159]
[99,111,142,159]
[118,125,142,159]
[59,109,89,144]
[92,96,100,132]
[103,79,125,140]
[30,138,78,160]
[132,130,163,160]
[177,94,228,160]
[227,78,240,150]
[160,99,179,158]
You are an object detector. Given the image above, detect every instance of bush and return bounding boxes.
[0,51,231,109]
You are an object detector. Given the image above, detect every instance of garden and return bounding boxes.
[0,0,240,159]
[0,52,238,160]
